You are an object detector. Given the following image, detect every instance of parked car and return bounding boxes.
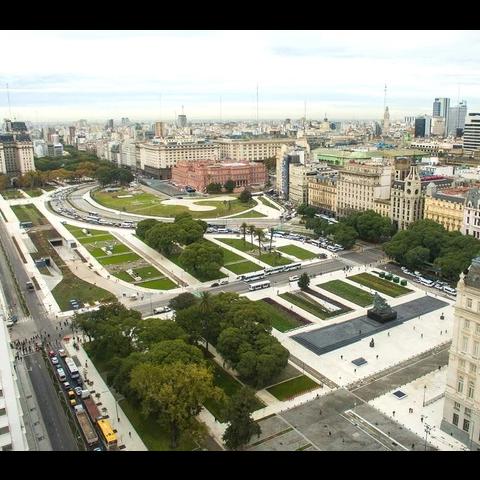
[153,306,172,314]
[58,349,67,358]
[210,282,220,287]
[51,356,59,365]
[63,381,71,390]
[443,286,457,296]
[219,280,229,285]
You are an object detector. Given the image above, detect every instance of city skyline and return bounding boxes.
[1,30,480,122]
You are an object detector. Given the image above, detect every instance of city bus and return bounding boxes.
[264,266,286,275]
[97,419,118,450]
[248,280,271,291]
[284,262,302,272]
[64,357,80,379]
[237,271,265,282]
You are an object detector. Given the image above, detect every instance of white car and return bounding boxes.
[443,286,457,296]
[51,356,59,365]
[153,306,172,314]
[289,275,300,282]
[219,280,229,286]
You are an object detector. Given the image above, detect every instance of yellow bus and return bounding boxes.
[97,419,118,450]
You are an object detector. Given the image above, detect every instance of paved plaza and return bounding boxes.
[292,296,449,355]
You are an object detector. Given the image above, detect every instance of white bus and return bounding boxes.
[237,271,265,282]
[284,262,302,272]
[64,357,80,379]
[265,266,285,275]
[248,280,271,291]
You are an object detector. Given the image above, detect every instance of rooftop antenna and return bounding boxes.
[256,82,259,125]
[6,83,12,119]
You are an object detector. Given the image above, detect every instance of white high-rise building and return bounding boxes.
[447,101,468,137]
[463,113,480,155]
[441,257,480,450]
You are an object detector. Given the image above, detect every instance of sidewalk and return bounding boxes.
[65,338,147,451]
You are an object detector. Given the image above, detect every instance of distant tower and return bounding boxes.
[383,84,390,133]
[256,83,259,126]
[177,105,187,128]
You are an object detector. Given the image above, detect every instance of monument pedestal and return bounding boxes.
[367,309,397,324]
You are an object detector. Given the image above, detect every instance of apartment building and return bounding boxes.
[424,185,468,232]
[216,138,297,163]
[307,174,337,215]
[336,161,392,217]
[0,135,35,176]
[462,188,480,239]
[288,163,319,205]
[138,141,220,179]
[441,257,480,450]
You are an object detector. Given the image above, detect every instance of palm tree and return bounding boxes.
[199,291,213,354]
[269,227,275,252]
[254,228,265,257]
[248,225,256,246]
[240,222,248,243]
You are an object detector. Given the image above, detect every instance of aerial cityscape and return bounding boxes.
[2,30,480,452]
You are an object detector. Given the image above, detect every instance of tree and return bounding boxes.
[145,339,205,366]
[248,224,256,245]
[240,222,248,244]
[269,228,275,252]
[206,182,222,194]
[254,227,265,256]
[224,179,235,193]
[145,223,180,256]
[349,210,394,243]
[168,292,198,312]
[199,291,214,353]
[136,219,159,240]
[239,189,252,204]
[130,362,224,448]
[222,388,261,450]
[0,174,9,191]
[404,246,430,270]
[332,223,358,249]
[135,319,188,351]
[176,218,204,245]
[179,241,224,278]
[115,168,134,186]
[298,273,310,291]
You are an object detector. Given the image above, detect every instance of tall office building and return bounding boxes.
[441,257,480,450]
[68,126,76,145]
[177,114,187,128]
[0,121,35,176]
[154,121,167,138]
[433,97,450,129]
[414,116,432,138]
[106,119,114,130]
[447,101,468,136]
[463,113,480,155]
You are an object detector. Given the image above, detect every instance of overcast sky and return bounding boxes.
[1,30,479,123]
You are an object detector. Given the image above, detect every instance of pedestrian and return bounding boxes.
[129,432,131,438]
[392,411,395,417]
[328,431,332,436]
[387,332,390,337]
[440,331,442,335]
[411,443,415,450]
[340,355,343,360]
[319,409,322,415]
[421,333,423,339]
[376,355,379,360]
[421,416,424,423]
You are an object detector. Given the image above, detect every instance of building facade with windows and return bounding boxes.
[217,138,297,163]
[424,185,467,232]
[441,257,480,450]
[462,188,480,239]
[307,174,337,215]
[463,113,480,155]
[171,160,266,193]
[0,135,35,176]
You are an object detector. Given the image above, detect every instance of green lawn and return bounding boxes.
[258,196,280,210]
[215,237,257,253]
[119,398,196,451]
[79,234,116,244]
[256,252,292,267]
[1,189,24,199]
[52,276,115,311]
[203,359,263,423]
[224,260,262,275]
[137,278,177,290]
[64,224,108,237]
[93,189,255,219]
[267,375,319,401]
[11,204,47,225]
[228,209,267,218]
[349,273,412,297]
[277,244,317,260]
[279,292,339,320]
[23,189,44,197]
[42,186,57,192]
[257,300,305,332]
[97,252,140,265]
[318,280,374,307]
[113,271,135,282]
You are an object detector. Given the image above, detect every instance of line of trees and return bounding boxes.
[383,219,480,282]
[301,206,394,249]
[136,214,225,280]
[206,179,236,194]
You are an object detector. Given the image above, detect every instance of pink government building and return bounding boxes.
[171,160,267,192]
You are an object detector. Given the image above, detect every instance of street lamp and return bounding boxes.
[423,385,427,407]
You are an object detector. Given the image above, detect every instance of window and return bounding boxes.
[465,407,472,417]
[468,382,475,399]
[470,363,477,374]
[473,341,479,357]
[476,323,480,334]
[463,419,470,432]
[465,319,471,330]
[458,376,464,393]
[467,298,473,309]
[463,337,469,352]
[453,413,459,426]
[0,425,9,435]
[460,359,466,369]
[0,407,5,416]
[454,401,461,411]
